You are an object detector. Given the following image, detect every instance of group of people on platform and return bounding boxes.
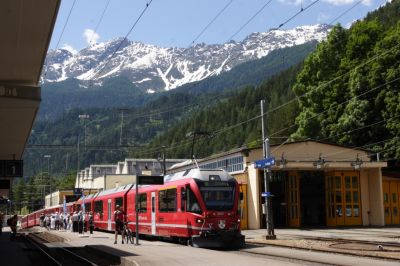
[39,211,94,234]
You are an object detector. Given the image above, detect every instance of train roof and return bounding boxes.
[86,169,234,197]
[164,168,234,183]
[78,191,100,202]
[95,183,133,198]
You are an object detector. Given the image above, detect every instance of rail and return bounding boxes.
[24,233,98,266]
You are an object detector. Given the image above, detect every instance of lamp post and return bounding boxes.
[44,155,51,207]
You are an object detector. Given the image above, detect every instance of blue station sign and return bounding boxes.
[255,157,275,168]
[261,192,272,197]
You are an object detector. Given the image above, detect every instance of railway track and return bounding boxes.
[22,233,118,266]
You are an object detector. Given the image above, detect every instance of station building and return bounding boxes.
[75,158,186,191]
[169,140,391,229]
[44,189,98,208]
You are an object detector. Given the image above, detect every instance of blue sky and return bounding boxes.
[49,0,387,53]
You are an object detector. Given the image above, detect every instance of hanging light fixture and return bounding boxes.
[351,154,363,169]
[277,153,287,169]
[313,153,325,169]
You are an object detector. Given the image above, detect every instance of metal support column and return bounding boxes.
[260,100,276,239]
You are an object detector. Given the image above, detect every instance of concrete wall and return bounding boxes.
[104,174,135,190]
[368,168,385,226]
[360,170,370,225]
[247,164,260,229]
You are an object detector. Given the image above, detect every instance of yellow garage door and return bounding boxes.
[239,184,248,229]
[326,171,362,226]
[383,180,400,225]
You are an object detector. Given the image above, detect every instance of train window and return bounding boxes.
[139,193,147,213]
[158,188,177,212]
[196,180,235,211]
[181,188,186,212]
[84,203,91,213]
[186,187,201,214]
[94,200,103,219]
[115,197,123,208]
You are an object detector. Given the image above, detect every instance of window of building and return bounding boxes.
[200,156,244,173]
[158,188,177,212]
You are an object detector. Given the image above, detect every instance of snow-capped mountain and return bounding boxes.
[42,24,330,92]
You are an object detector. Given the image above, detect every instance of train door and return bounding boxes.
[239,184,248,229]
[107,199,112,231]
[151,192,156,235]
[287,172,300,227]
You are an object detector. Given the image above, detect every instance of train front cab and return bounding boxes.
[186,170,245,248]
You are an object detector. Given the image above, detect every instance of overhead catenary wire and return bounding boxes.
[329,0,363,25]
[190,0,234,46]
[278,0,321,28]
[87,0,112,47]
[269,76,400,139]
[42,0,77,80]
[226,0,273,42]
[88,0,154,81]
[276,0,370,69]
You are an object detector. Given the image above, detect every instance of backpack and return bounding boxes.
[7,218,11,226]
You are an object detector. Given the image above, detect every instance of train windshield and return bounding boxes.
[196,180,236,211]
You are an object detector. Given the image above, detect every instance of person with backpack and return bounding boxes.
[114,205,125,244]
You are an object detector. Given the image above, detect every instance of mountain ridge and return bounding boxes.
[42,24,330,92]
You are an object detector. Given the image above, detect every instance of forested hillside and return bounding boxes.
[291,0,400,159]
[144,64,302,159]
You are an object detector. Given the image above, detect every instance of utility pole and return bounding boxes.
[77,135,80,174]
[78,114,90,148]
[260,100,276,239]
[119,108,128,145]
[44,155,51,207]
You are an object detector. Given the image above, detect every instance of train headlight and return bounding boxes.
[196,218,204,223]
[218,220,226,229]
[237,219,241,223]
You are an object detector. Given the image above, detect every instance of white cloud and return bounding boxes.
[323,0,372,6]
[83,29,100,46]
[278,0,303,5]
[61,44,77,54]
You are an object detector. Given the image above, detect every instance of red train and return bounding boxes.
[21,168,245,248]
